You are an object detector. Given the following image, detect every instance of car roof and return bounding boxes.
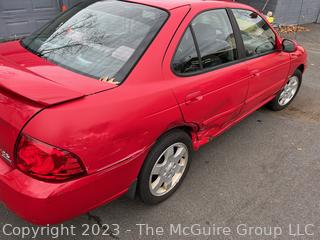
[127,0,253,11]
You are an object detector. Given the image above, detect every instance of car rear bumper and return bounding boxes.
[0,153,143,225]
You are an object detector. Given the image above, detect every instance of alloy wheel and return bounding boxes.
[149,143,189,196]
[278,76,300,106]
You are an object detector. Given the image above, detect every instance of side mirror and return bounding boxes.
[282,39,297,53]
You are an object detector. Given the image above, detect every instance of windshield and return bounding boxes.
[21,0,168,84]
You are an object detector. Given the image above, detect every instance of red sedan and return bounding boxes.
[0,0,307,224]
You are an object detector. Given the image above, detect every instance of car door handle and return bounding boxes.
[251,70,261,77]
[185,91,203,105]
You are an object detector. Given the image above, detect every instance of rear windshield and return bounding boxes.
[21,0,168,84]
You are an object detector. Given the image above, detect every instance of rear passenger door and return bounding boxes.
[231,9,291,113]
[164,9,251,137]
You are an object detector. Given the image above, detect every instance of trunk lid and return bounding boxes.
[0,55,86,106]
[0,41,117,106]
[0,40,117,165]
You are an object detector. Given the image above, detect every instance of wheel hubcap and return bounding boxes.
[149,143,188,196]
[278,76,299,106]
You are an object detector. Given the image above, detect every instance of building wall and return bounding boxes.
[275,0,320,25]
[0,0,82,41]
[238,0,320,25]
[0,0,60,40]
[237,0,278,14]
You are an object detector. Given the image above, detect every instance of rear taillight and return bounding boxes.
[16,134,86,182]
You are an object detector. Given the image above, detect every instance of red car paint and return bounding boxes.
[0,0,306,224]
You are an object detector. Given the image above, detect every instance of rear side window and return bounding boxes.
[172,9,238,75]
[232,9,276,57]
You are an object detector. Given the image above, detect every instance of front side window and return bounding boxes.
[192,9,238,70]
[21,0,168,83]
[172,9,238,75]
[232,9,276,57]
[172,28,201,74]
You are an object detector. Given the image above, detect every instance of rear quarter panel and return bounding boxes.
[23,84,183,174]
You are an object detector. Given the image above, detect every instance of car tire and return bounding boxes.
[267,69,302,111]
[138,129,192,204]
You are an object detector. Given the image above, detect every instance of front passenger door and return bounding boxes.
[231,9,291,113]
